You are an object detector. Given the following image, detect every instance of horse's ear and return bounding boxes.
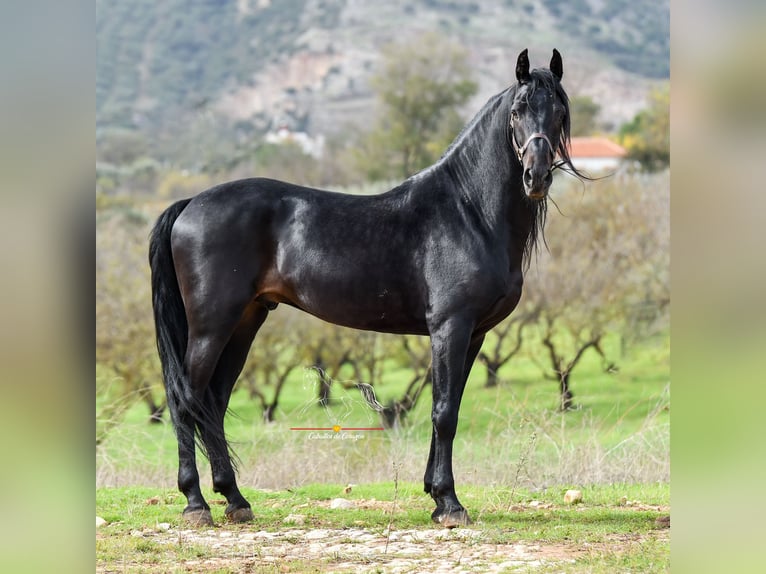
[550,48,563,81]
[516,49,530,84]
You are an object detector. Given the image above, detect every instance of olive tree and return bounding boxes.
[96,208,164,442]
[354,33,478,180]
[527,172,669,409]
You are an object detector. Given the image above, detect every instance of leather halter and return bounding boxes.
[511,129,556,166]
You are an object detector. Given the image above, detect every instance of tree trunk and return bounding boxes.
[147,400,165,424]
[314,357,332,407]
[263,403,276,423]
[484,361,500,388]
[381,366,432,428]
[136,380,164,424]
[559,373,574,411]
[317,377,331,407]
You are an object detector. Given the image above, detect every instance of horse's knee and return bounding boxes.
[178,464,200,495]
[431,408,458,441]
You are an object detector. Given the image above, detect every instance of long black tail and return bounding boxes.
[148,199,197,441]
[150,199,236,465]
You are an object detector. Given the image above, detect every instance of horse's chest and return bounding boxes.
[424,241,523,325]
[477,270,524,328]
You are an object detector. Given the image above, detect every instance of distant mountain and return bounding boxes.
[97,0,668,144]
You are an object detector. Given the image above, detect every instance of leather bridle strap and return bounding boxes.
[512,130,556,165]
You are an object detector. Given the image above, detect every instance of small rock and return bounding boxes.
[343,483,354,494]
[283,514,306,525]
[156,522,171,531]
[251,530,278,539]
[304,529,329,540]
[145,496,160,505]
[564,489,583,504]
[330,498,355,509]
[96,516,107,528]
[655,515,670,528]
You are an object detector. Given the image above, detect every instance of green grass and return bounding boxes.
[97,482,669,572]
[97,330,668,572]
[97,481,669,533]
[97,330,668,488]
[534,536,670,574]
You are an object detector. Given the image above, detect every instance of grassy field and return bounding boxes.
[96,330,669,572]
[97,330,669,488]
[96,482,669,573]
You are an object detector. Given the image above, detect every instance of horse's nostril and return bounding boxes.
[523,169,533,186]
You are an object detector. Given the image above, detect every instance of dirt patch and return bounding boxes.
[98,524,668,573]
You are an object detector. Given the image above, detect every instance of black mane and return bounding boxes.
[431,69,585,265]
[523,68,587,181]
[511,69,591,263]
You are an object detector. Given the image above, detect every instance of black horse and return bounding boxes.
[150,49,583,528]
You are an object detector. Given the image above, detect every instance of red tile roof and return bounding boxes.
[568,137,626,158]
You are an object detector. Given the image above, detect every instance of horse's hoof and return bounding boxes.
[225,506,254,523]
[431,505,445,524]
[435,509,472,529]
[182,508,214,527]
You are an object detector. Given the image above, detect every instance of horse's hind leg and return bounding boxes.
[200,304,269,523]
[176,326,234,526]
[177,296,256,525]
[175,410,212,526]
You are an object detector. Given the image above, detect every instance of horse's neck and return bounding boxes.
[439,110,532,241]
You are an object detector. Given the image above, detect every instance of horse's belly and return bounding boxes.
[289,295,429,335]
[266,266,427,335]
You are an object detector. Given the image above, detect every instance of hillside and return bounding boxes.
[97,0,668,151]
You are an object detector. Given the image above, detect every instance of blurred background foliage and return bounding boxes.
[96,1,669,443]
[97,169,669,437]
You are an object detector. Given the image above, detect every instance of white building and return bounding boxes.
[264,125,325,159]
[567,137,627,174]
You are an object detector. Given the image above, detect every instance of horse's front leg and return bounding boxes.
[424,333,485,498]
[426,319,483,528]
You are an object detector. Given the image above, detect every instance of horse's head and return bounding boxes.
[509,49,569,201]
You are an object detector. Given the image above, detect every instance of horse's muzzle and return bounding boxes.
[523,165,553,200]
[514,131,555,200]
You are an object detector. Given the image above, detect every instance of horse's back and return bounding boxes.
[169,178,431,334]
